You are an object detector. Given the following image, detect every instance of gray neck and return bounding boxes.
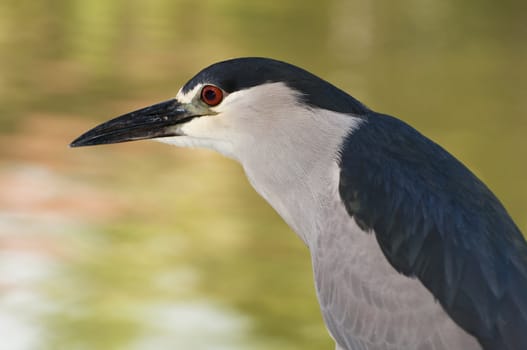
[237,107,362,248]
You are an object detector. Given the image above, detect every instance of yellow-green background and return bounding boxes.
[0,1,526,349]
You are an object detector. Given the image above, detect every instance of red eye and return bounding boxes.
[200,85,223,106]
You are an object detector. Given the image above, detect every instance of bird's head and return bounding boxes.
[71,58,367,162]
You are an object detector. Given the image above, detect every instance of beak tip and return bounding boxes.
[70,131,104,147]
[69,135,89,148]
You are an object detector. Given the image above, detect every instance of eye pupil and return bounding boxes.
[204,89,216,101]
[201,85,223,106]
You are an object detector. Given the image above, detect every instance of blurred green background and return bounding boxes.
[0,0,526,349]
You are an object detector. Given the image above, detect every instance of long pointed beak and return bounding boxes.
[70,99,195,147]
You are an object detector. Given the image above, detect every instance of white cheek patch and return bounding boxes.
[176,84,203,104]
[213,82,302,115]
[179,116,217,138]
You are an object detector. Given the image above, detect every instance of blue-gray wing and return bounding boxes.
[338,113,527,350]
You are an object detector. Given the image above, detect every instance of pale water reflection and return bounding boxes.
[1,0,526,349]
[0,251,57,350]
[131,301,252,350]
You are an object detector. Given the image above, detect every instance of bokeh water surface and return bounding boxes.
[0,1,526,349]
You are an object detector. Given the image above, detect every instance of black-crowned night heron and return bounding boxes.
[71,57,527,350]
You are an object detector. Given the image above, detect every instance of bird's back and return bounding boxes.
[337,112,527,349]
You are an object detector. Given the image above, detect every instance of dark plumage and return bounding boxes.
[339,112,527,349]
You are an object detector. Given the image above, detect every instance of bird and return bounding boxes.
[71,57,527,350]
